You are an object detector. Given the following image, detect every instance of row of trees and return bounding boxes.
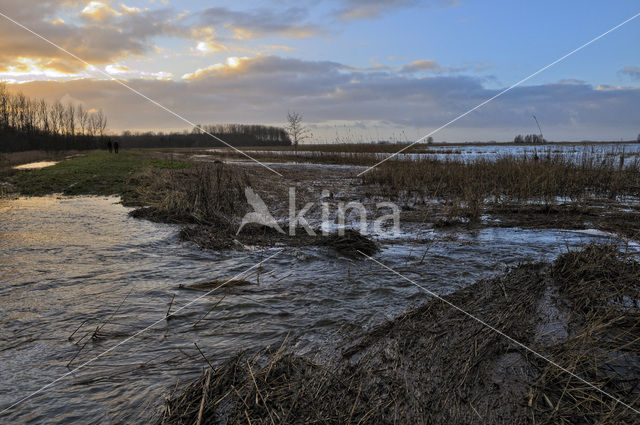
[513,134,546,144]
[192,123,290,145]
[116,123,291,149]
[0,84,107,138]
[0,84,109,152]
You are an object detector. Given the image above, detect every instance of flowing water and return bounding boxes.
[0,195,622,423]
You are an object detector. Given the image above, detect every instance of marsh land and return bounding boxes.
[1,143,639,424]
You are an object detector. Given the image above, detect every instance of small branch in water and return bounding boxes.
[166,293,176,320]
[67,337,90,368]
[194,342,215,370]
[68,319,87,341]
[95,289,133,336]
[193,295,227,328]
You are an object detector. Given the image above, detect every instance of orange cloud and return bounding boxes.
[81,1,122,20]
[0,58,83,83]
[182,57,249,80]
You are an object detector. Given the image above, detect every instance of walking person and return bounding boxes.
[113,141,119,154]
[107,140,113,153]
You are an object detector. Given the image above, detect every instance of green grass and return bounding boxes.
[11,150,150,196]
[149,158,193,170]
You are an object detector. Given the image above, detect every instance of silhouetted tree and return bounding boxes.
[0,82,109,152]
[286,111,311,154]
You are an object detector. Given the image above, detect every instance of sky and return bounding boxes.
[0,0,638,142]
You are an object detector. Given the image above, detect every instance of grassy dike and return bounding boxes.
[8,150,191,202]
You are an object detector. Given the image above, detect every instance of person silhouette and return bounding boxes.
[107,140,113,153]
[113,141,119,154]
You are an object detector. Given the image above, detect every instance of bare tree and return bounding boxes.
[286,111,311,154]
[49,101,63,135]
[96,109,107,137]
[66,103,75,137]
[0,83,7,130]
[88,112,98,136]
[426,136,434,144]
[38,99,49,134]
[637,133,640,143]
[76,105,88,136]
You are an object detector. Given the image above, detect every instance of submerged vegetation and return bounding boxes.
[157,244,640,424]
[361,152,640,236]
[363,153,640,201]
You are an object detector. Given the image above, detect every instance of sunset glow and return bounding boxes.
[0,0,637,140]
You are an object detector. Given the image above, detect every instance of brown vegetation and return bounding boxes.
[364,153,640,201]
[156,244,640,424]
[362,153,640,229]
[127,162,249,226]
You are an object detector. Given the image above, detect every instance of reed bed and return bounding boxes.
[364,153,640,201]
[156,244,639,424]
[362,152,640,224]
[128,162,249,226]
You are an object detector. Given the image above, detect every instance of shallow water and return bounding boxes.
[12,161,58,170]
[0,196,621,423]
[237,142,640,164]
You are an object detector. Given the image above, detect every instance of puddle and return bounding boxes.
[12,161,59,170]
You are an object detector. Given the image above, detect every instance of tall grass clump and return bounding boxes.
[129,162,249,226]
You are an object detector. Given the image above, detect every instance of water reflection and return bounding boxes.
[12,161,58,170]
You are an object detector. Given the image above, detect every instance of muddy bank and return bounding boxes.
[156,244,640,424]
[126,163,380,257]
[178,224,378,257]
[488,203,640,240]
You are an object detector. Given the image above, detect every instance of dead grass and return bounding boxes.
[364,153,640,201]
[156,244,640,424]
[127,162,249,227]
[363,153,640,224]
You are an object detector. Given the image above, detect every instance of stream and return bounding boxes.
[0,195,621,424]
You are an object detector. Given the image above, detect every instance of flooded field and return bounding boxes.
[0,195,624,423]
[220,142,640,164]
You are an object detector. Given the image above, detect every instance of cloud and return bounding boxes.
[81,1,122,21]
[6,55,638,142]
[619,66,640,81]
[198,7,321,39]
[335,0,417,20]
[334,0,458,20]
[104,63,173,80]
[0,0,182,77]
[400,59,446,73]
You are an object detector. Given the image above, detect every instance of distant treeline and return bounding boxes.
[514,134,546,144]
[0,83,108,152]
[0,83,290,152]
[115,124,291,148]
